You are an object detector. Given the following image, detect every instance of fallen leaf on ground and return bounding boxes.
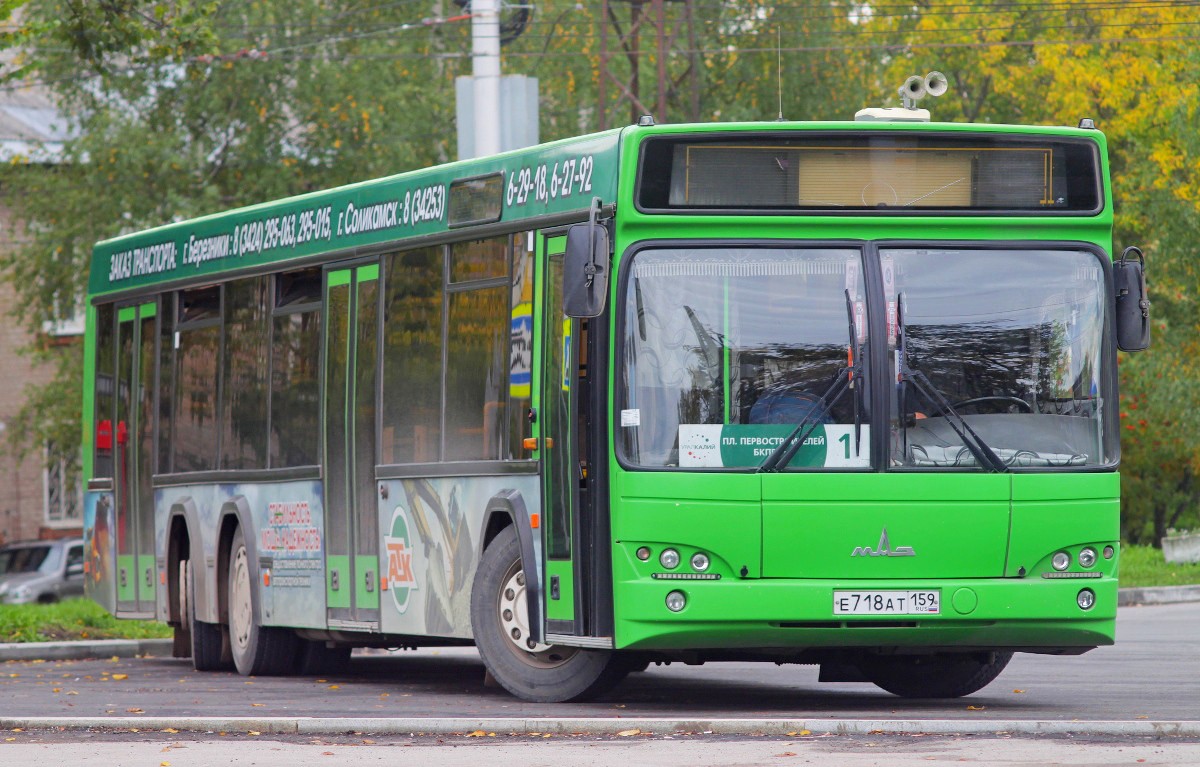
[617,729,641,737]
[112,674,128,681]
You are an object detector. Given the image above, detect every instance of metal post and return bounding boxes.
[472,0,502,157]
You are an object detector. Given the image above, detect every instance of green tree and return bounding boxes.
[864,1,1200,544]
[1,0,466,457]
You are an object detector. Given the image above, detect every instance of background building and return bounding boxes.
[0,77,80,544]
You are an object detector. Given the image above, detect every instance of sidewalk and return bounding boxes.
[1,585,1195,664]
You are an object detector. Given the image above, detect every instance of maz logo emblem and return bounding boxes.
[851,527,915,557]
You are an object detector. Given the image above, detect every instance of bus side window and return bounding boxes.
[382,247,444,464]
[270,268,322,468]
[94,303,116,478]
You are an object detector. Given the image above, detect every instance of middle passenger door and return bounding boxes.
[533,232,612,645]
[323,263,381,629]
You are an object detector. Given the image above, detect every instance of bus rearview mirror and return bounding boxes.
[1113,246,1150,352]
[563,222,609,318]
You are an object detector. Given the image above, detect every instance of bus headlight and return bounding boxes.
[1051,552,1070,571]
[690,552,710,572]
[660,549,680,569]
[636,546,651,561]
[665,590,687,612]
[1078,548,1097,568]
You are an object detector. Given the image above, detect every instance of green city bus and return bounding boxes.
[81,109,1150,702]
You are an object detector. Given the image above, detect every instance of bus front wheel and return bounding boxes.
[470,526,624,702]
[228,526,298,676]
[859,651,1013,698]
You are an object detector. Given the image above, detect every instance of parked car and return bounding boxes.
[0,538,86,604]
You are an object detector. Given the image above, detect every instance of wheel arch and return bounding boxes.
[479,489,543,645]
[165,505,193,626]
[215,496,254,626]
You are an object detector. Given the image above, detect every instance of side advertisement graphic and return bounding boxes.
[380,475,539,639]
[83,491,116,615]
[155,480,327,630]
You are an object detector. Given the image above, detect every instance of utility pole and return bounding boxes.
[598,0,700,129]
[457,0,537,159]
[471,0,502,157]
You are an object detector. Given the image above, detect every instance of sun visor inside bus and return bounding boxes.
[637,133,1102,214]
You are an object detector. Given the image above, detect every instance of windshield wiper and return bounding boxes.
[759,290,863,472]
[895,292,1007,473]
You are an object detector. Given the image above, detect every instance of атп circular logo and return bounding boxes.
[385,507,419,613]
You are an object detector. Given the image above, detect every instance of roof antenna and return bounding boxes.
[775,27,786,121]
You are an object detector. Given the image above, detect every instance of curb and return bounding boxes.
[0,715,1198,738]
[1116,584,1200,606]
[0,638,173,662]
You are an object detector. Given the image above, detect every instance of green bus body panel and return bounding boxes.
[612,472,762,578]
[81,304,99,482]
[761,474,1010,579]
[116,554,136,602]
[1007,473,1121,579]
[88,131,620,298]
[544,559,575,621]
[354,554,380,611]
[326,554,351,609]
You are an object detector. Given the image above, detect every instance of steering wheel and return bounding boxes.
[949,396,1033,413]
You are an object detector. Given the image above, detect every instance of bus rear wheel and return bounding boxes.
[859,651,1013,698]
[185,558,230,671]
[228,526,298,676]
[470,526,624,702]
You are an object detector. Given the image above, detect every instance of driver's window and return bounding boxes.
[620,247,867,469]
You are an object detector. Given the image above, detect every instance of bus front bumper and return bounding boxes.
[612,576,1116,652]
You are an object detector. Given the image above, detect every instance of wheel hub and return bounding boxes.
[230,546,252,653]
[498,567,553,656]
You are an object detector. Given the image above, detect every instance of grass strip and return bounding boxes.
[0,598,172,643]
[1119,543,1200,588]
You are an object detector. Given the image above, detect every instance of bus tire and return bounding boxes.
[470,526,624,703]
[294,640,352,676]
[186,558,230,671]
[228,526,298,676]
[860,651,1013,698]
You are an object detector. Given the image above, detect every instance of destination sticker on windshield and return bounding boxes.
[678,424,870,468]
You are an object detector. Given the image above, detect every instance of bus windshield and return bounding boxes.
[619,247,869,469]
[618,245,1113,471]
[889,247,1113,469]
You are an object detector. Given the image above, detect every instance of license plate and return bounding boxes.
[833,590,940,616]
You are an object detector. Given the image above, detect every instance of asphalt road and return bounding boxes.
[3,731,1200,767]
[0,602,1195,723]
